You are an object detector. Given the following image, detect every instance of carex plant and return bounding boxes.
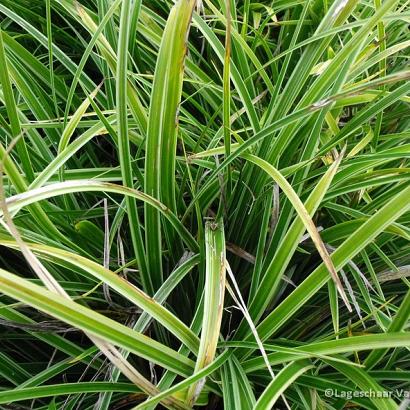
[0,0,409,408]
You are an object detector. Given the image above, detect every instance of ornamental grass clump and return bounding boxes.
[0,0,409,408]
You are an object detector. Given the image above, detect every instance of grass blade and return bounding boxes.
[186,219,226,405]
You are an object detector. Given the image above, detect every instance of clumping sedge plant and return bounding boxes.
[0,0,409,408]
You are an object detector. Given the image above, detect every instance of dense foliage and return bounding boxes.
[0,0,409,408]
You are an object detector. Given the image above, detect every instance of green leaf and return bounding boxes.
[0,267,194,376]
[186,220,226,406]
[254,360,313,410]
[144,0,196,290]
[254,184,410,343]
